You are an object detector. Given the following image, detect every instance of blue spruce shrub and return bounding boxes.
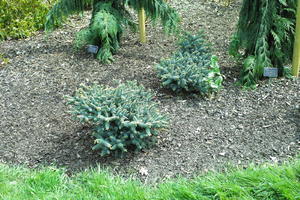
[156,32,223,95]
[66,81,168,156]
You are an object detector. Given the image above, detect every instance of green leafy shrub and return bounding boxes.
[156,32,223,95]
[66,81,168,156]
[0,0,53,40]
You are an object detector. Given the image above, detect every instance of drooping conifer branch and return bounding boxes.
[230,0,296,87]
[45,0,180,63]
[45,0,86,31]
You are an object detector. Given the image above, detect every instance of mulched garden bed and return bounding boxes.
[0,0,299,182]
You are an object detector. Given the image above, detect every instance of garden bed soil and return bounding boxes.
[0,0,299,182]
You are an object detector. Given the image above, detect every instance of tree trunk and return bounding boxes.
[292,0,300,77]
[138,7,146,43]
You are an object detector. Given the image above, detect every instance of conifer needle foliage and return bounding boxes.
[230,0,296,88]
[45,0,180,63]
[156,32,223,95]
[66,81,168,156]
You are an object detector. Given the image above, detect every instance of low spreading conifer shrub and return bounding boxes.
[66,81,168,156]
[156,32,223,95]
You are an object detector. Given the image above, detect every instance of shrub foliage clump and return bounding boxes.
[0,0,52,40]
[230,0,296,88]
[66,81,168,156]
[46,0,180,63]
[156,32,223,95]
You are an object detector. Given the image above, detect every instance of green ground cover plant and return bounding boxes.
[0,0,53,40]
[65,81,168,156]
[156,32,223,95]
[0,53,9,67]
[1,159,300,199]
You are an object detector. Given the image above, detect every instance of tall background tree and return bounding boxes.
[229,0,297,88]
[45,0,180,63]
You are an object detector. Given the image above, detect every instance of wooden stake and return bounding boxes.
[138,7,146,43]
[292,0,300,77]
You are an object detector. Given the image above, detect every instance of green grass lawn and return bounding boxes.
[1,159,300,200]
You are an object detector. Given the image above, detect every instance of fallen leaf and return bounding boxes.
[139,167,148,176]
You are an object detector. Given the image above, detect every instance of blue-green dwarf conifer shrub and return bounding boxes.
[156,32,223,95]
[66,81,168,156]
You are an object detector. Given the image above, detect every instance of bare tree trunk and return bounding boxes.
[138,7,146,43]
[292,0,300,77]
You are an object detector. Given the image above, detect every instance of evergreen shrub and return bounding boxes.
[66,81,168,156]
[46,0,180,63]
[0,0,53,40]
[156,32,223,95]
[230,0,296,88]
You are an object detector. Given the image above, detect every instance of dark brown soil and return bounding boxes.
[0,0,299,182]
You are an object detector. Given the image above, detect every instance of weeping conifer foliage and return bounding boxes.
[46,0,180,63]
[230,0,297,88]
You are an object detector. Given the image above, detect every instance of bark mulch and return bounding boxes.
[0,0,299,182]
